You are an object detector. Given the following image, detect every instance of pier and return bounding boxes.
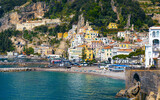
[0,68,33,72]
[0,62,50,65]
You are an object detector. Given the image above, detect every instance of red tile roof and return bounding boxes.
[103,46,112,49]
[118,49,133,52]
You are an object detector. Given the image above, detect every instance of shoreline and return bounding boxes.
[0,66,126,80]
[35,67,126,80]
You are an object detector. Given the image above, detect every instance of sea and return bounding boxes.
[0,65,127,100]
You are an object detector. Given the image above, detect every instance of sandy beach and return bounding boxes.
[35,66,125,80]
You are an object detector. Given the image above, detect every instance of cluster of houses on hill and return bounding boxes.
[8,18,160,68]
[64,22,149,65]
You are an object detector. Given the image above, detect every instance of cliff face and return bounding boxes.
[0,2,48,32]
[77,13,85,33]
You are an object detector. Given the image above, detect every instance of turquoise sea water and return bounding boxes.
[0,71,126,100]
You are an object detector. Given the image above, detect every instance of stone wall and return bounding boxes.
[125,69,160,99]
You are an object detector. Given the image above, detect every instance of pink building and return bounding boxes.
[91,40,104,49]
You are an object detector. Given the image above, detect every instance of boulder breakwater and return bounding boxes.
[0,68,33,72]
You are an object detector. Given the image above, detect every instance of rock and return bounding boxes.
[0,2,48,32]
[116,89,126,97]
[111,0,119,21]
[77,13,85,33]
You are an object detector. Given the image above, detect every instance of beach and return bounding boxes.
[35,66,125,80]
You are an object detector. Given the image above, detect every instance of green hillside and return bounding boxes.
[0,0,156,31]
[0,0,28,18]
[42,0,154,31]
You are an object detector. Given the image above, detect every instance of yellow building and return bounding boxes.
[58,33,63,39]
[108,23,118,29]
[63,32,68,39]
[85,30,99,43]
[119,41,132,49]
[85,48,93,61]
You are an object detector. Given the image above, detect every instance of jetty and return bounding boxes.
[0,62,49,65]
[0,68,33,72]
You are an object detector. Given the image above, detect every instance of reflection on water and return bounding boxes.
[0,71,126,100]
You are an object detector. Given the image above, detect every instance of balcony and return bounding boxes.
[152,45,160,52]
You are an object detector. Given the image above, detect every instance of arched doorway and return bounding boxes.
[133,73,140,82]
[108,58,111,64]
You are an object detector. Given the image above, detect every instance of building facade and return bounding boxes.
[145,27,160,67]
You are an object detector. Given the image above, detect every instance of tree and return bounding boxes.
[82,48,86,62]
[24,47,34,55]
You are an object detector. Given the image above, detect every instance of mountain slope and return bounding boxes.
[0,0,155,32]
[0,0,28,18]
[43,0,154,31]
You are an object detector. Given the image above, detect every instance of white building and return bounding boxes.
[68,46,83,61]
[117,49,133,55]
[94,37,111,45]
[71,33,85,48]
[117,31,125,38]
[145,27,160,67]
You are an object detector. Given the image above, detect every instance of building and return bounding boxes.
[85,30,99,43]
[68,47,83,61]
[85,48,93,61]
[101,46,112,63]
[145,26,160,67]
[7,52,18,58]
[117,31,125,38]
[91,40,104,49]
[58,33,63,39]
[16,18,61,31]
[71,33,85,48]
[63,32,68,39]
[119,41,132,49]
[34,45,53,56]
[94,37,111,45]
[117,49,133,55]
[94,47,102,60]
[107,23,118,29]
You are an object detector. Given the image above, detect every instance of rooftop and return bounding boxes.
[77,45,86,48]
[103,46,112,49]
[91,40,103,43]
[118,49,133,52]
[150,26,160,29]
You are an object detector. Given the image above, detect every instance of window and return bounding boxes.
[153,31,156,37]
[157,31,159,37]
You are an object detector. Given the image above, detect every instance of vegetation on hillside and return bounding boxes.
[0,29,18,53]
[0,0,156,33]
[115,0,154,30]
[112,49,145,60]
[0,0,28,18]
[23,30,38,41]
[34,24,70,36]
[23,47,34,55]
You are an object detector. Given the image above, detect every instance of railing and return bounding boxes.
[125,66,160,70]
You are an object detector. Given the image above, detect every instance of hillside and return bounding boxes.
[137,0,160,24]
[0,0,155,31]
[41,0,154,31]
[0,0,28,18]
